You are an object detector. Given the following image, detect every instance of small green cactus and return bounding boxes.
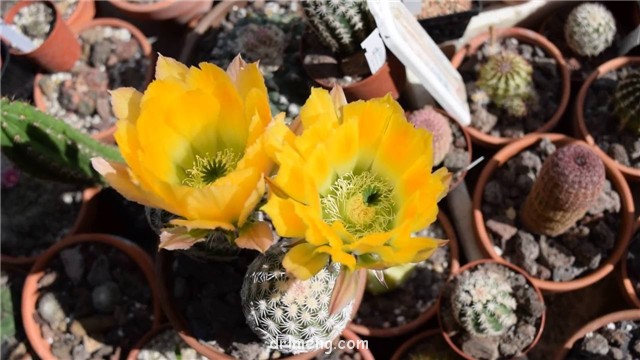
[407,106,453,166]
[614,70,640,135]
[451,269,517,337]
[564,3,616,57]
[476,52,533,117]
[241,246,354,354]
[302,0,376,57]
[521,143,605,237]
[0,99,122,186]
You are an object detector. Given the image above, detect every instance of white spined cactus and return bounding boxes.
[241,245,354,354]
[564,3,616,57]
[450,269,517,337]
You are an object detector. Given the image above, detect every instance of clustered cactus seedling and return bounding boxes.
[407,106,453,166]
[476,52,533,118]
[241,245,354,353]
[301,0,376,58]
[521,143,605,237]
[614,69,640,135]
[451,269,517,337]
[564,3,616,57]
[0,99,122,186]
[237,23,288,72]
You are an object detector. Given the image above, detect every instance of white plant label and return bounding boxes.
[360,28,387,74]
[367,0,471,126]
[400,0,422,16]
[0,21,37,53]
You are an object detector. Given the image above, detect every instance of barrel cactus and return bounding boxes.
[237,23,288,72]
[476,52,533,117]
[407,106,453,166]
[241,245,354,353]
[521,143,605,237]
[301,0,376,57]
[564,3,616,57]
[614,70,640,135]
[451,268,517,337]
[0,99,122,185]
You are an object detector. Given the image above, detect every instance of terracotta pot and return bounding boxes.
[64,0,95,31]
[0,187,100,269]
[21,233,163,360]
[554,309,640,360]
[32,17,154,144]
[573,56,640,182]
[619,217,640,309]
[127,323,171,360]
[340,329,375,360]
[156,249,366,359]
[390,329,457,360]
[472,133,636,293]
[106,0,213,24]
[4,0,81,72]
[437,259,546,360]
[348,211,461,338]
[450,27,571,148]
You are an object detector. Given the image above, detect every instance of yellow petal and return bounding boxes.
[155,55,189,81]
[235,221,275,253]
[91,157,161,208]
[283,243,330,280]
[262,196,307,238]
[169,218,235,231]
[110,87,142,121]
[299,87,339,130]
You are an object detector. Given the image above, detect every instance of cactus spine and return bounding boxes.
[301,0,376,57]
[0,99,122,185]
[564,3,616,57]
[521,143,605,237]
[241,246,354,353]
[451,269,517,337]
[476,52,533,117]
[407,106,453,166]
[614,70,640,135]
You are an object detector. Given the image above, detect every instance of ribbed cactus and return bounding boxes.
[301,0,376,57]
[451,269,517,337]
[564,3,616,57]
[241,246,354,354]
[614,70,640,135]
[521,143,605,237]
[407,106,453,166]
[476,52,533,117]
[0,99,122,185]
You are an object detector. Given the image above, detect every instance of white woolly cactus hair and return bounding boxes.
[450,268,517,337]
[241,246,353,354]
[564,3,616,57]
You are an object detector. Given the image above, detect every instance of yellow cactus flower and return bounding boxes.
[92,55,275,251]
[263,87,451,280]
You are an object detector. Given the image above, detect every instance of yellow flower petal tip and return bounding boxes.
[110,87,141,121]
[155,54,189,81]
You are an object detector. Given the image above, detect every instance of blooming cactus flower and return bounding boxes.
[264,87,450,280]
[92,55,276,251]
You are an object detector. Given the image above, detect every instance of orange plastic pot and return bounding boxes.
[438,259,546,360]
[4,0,81,72]
[64,0,95,31]
[450,27,571,149]
[554,309,640,360]
[348,211,460,338]
[0,187,100,269]
[106,0,213,24]
[619,217,640,309]
[32,17,153,144]
[573,56,640,182]
[21,233,163,360]
[472,133,636,293]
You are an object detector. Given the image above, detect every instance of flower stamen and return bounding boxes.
[183,149,241,187]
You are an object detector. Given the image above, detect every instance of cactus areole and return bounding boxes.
[614,70,640,135]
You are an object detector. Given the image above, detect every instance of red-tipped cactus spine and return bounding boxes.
[521,143,605,237]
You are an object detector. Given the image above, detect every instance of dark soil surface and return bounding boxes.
[482,138,621,282]
[1,165,83,258]
[567,320,640,359]
[1,270,30,360]
[440,263,544,360]
[458,37,561,139]
[583,65,640,170]
[353,221,451,330]
[627,229,640,301]
[38,25,149,136]
[399,334,459,360]
[135,328,207,360]
[191,1,309,123]
[35,242,155,359]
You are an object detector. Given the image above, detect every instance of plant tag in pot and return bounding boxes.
[360,28,387,74]
[367,0,471,126]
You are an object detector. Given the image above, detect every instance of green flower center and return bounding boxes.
[183,149,241,187]
[321,171,395,238]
